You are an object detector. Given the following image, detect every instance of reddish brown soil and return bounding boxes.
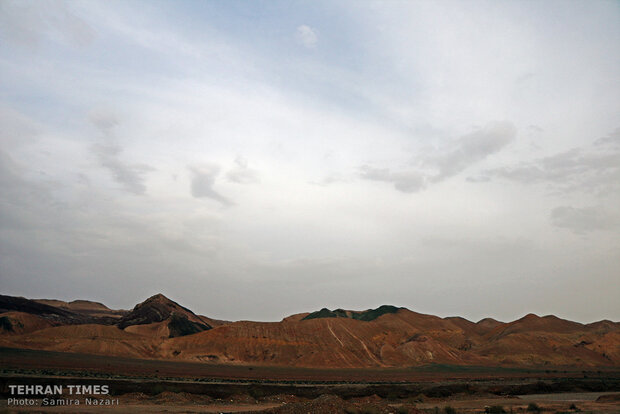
[2,347,619,383]
[2,293,619,370]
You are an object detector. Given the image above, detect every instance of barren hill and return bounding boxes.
[0,294,107,325]
[117,294,212,338]
[34,299,127,319]
[1,293,618,369]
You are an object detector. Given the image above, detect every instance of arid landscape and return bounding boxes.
[2,0,619,412]
[2,293,619,368]
[1,293,619,413]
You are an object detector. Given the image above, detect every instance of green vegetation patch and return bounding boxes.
[303,308,347,320]
[302,305,402,322]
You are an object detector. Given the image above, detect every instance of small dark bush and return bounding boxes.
[386,390,401,400]
[527,402,541,412]
[247,386,266,400]
[444,406,457,414]
[0,316,13,331]
[485,406,507,414]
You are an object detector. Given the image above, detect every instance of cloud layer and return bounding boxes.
[0,0,618,323]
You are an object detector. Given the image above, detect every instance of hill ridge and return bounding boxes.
[2,293,619,369]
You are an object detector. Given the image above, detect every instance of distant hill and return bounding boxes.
[301,305,403,322]
[1,293,619,369]
[34,299,127,319]
[0,294,115,325]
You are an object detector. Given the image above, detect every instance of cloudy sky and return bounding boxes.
[1,0,619,323]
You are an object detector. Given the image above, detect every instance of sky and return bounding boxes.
[0,0,619,323]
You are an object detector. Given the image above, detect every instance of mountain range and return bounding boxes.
[1,293,618,369]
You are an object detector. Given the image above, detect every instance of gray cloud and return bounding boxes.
[89,109,120,135]
[594,128,620,148]
[359,121,515,193]
[359,165,426,193]
[92,142,153,195]
[189,165,232,206]
[226,156,259,184]
[478,128,620,196]
[89,111,152,195]
[551,205,619,235]
[429,121,516,182]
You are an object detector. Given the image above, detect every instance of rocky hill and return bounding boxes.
[1,293,618,369]
[117,294,212,338]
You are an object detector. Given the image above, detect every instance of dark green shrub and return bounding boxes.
[485,406,506,414]
[444,406,457,414]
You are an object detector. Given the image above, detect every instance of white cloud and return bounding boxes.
[296,24,318,48]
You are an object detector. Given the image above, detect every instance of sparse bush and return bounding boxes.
[527,402,541,412]
[247,386,266,400]
[397,407,409,414]
[444,406,457,414]
[485,406,507,414]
